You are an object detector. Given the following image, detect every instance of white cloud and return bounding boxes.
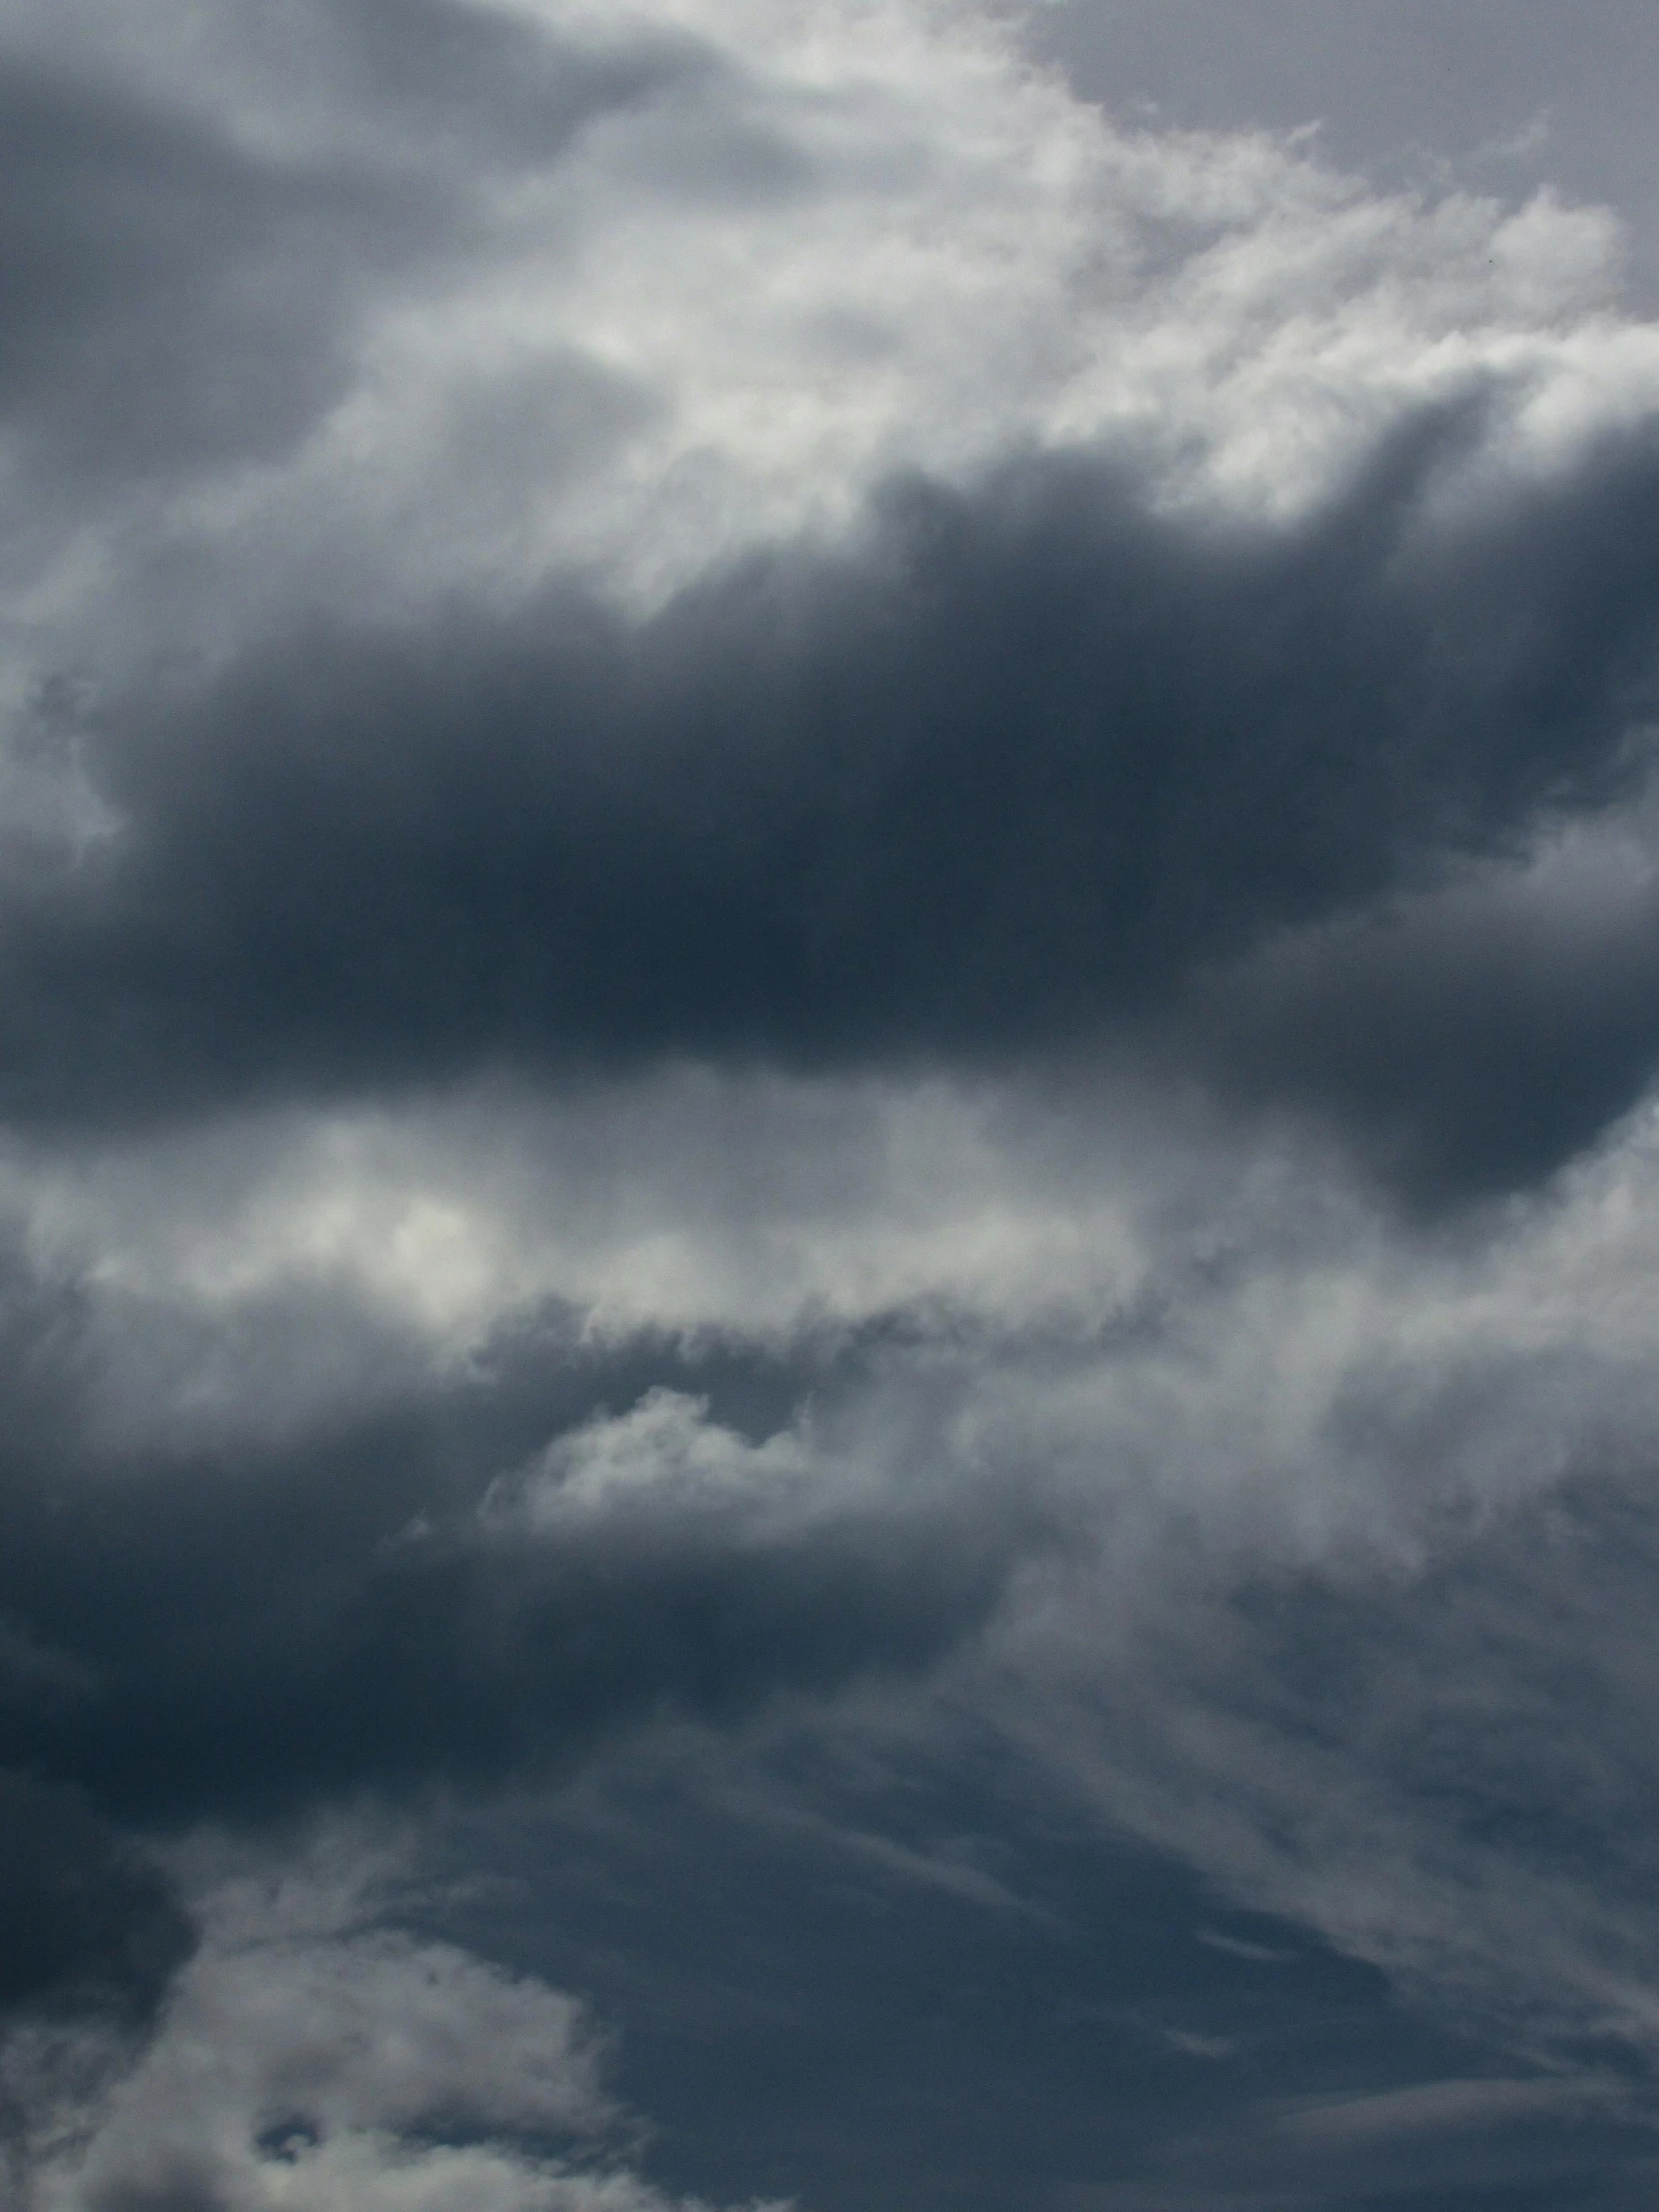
[490,1388,821,1526]
[1,0,1655,715]
[19,1837,789,2212]
[2,1069,1167,1367]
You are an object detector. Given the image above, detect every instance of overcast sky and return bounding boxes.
[4,4,1659,2209]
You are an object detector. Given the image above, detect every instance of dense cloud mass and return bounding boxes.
[7,2,1659,2207]
[12,411,1659,1204]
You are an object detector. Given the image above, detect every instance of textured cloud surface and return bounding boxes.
[6,3,1659,2207]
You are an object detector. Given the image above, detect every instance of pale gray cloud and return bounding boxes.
[1024,0,1659,302]
[18,1838,787,2212]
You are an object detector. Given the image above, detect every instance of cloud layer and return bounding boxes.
[7,3,1659,2207]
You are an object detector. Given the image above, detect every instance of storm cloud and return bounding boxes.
[7,409,1659,1204]
[8,3,1659,2208]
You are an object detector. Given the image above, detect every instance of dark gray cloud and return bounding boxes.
[4,1157,1659,2203]
[0,1773,192,2030]
[7,6,1659,2208]
[0,1266,1024,1823]
[7,408,1659,1201]
[1169,825,1659,1202]
[0,1770,196,2203]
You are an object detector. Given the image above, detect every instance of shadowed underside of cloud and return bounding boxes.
[1172,821,1659,1201]
[0,1261,1027,1821]
[0,1774,193,2031]
[7,2,1659,2206]
[5,411,1659,1203]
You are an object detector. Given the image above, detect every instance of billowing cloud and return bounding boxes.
[7,411,1659,1205]
[6,2,1659,2207]
[16,1838,786,2212]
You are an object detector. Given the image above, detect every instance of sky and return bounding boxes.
[5,3,1659,2207]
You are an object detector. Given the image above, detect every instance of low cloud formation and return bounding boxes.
[9,413,1659,1209]
[0,1348,1024,1818]
[15,1841,786,2212]
[0,1775,192,2036]
[6,2,1659,2206]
